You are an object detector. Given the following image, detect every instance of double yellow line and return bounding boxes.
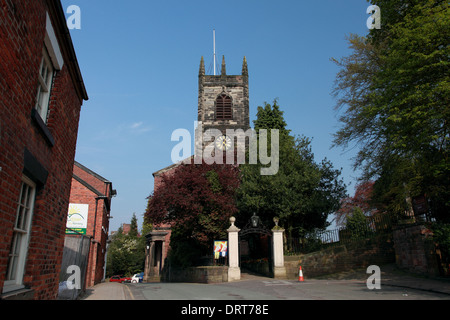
[123,284,135,300]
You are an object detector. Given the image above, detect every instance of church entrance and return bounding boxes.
[239,214,273,277]
[144,230,169,282]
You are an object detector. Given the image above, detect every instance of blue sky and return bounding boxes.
[61,0,371,232]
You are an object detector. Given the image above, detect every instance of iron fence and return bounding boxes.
[286,213,397,254]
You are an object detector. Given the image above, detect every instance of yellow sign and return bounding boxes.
[66,203,89,235]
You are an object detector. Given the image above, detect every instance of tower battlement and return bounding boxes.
[198,56,250,135]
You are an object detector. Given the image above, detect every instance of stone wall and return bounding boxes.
[198,58,250,138]
[161,266,228,283]
[284,237,395,279]
[393,224,440,276]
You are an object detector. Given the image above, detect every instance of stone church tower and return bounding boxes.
[145,57,251,282]
[196,56,250,154]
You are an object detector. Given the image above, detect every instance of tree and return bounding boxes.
[106,215,145,277]
[129,213,139,238]
[335,181,377,227]
[331,0,449,221]
[237,100,346,238]
[145,160,240,266]
[345,207,373,240]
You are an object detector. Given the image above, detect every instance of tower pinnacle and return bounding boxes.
[242,56,248,76]
[199,56,205,76]
[221,55,226,76]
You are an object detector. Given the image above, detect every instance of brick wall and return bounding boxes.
[0,0,87,299]
[73,164,111,197]
[68,163,112,288]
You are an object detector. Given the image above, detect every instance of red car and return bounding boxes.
[109,275,131,283]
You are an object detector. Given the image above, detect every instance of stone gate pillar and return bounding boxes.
[272,218,287,279]
[227,217,241,281]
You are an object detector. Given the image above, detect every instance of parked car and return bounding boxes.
[131,272,144,283]
[109,275,131,283]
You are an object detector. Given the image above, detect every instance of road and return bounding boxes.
[83,273,448,317]
[123,274,450,301]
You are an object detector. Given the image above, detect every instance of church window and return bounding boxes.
[215,94,232,120]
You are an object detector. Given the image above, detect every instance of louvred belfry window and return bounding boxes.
[216,94,232,120]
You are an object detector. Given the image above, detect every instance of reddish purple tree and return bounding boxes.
[335,181,378,227]
[145,160,240,256]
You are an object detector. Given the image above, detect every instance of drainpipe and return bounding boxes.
[91,196,108,285]
[94,196,109,240]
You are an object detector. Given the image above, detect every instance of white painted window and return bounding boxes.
[34,13,64,124]
[35,48,54,123]
[4,176,36,293]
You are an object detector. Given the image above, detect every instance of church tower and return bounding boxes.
[197,56,250,153]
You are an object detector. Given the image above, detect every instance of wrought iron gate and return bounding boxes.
[239,214,273,277]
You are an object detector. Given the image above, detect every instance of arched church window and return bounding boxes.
[216,93,232,120]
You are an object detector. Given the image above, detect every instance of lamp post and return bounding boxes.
[251,212,260,228]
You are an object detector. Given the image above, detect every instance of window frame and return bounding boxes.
[35,47,55,123]
[3,176,37,293]
[33,12,64,125]
[215,93,233,120]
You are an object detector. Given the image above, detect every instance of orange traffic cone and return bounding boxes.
[298,266,304,282]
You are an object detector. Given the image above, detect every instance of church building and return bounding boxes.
[144,56,250,282]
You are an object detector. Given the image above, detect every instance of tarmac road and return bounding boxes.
[80,266,449,318]
[125,277,449,301]
[82,265,450,301]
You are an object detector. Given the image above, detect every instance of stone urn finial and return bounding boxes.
[273,216,279,227]
[227,216,240,233]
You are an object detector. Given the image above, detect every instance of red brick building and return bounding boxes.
[0,0,88,299]
[143,165,176,282]
[67,162,116,288]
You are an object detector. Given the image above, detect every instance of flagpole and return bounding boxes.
[213,29,216,76]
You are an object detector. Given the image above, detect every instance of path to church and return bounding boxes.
[84,272,449,300]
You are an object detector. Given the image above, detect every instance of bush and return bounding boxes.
[345,207,373,239]
[431,223,450,258]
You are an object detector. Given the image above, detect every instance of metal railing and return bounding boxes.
[286,213,398,254]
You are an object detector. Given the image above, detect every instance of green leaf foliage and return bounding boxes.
[332,0,449,221]
[237,100,346,237]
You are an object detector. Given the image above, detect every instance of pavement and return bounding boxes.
[311,263,450,296]
[82,281,135,300]
[81,264,450,300]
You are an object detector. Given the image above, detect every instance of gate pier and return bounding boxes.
[272,218,287,279]
[227,216,287,281]
[227,217,241,281]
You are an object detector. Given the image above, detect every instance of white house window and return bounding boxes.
[4,176,36,292]
[33,12,64,125]
[35,48,54,123]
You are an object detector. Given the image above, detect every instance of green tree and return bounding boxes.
[430,222,450,264]
[106,215,145,277]
[237,100,346,238]
[141,217,152,237]
[129,213,139,238]
[332,0,449,221]
[345,207,372,240]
